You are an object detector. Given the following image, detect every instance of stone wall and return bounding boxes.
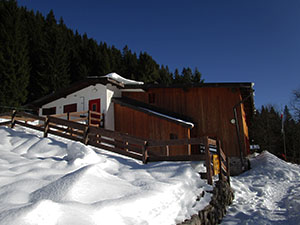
[178,180,234,225]
[230,157,251,176]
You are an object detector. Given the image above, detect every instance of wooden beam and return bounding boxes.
[15,120,44,132]
[88,126,147,146]
[0,121,11,126]
[217,139,224,181]
[83,126,89,145]
[187,128,191,155]
[147,154,206,162]
[148,138,203,147]
[48,129,83,142]
[16,111,46,121]
[204,136,213,185]
[48,116,86,130]
[89,140,143,161]
[44,116,49,137]
[11,110,17,128]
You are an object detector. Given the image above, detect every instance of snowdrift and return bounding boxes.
[222,151,300,225]
[0,126,211,225]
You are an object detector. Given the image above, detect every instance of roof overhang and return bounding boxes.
[112,97,194,128]
[26,77,125,108]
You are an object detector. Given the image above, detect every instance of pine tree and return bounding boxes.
[158,65,172,84]
[181,67,193,84]
[192,67,204,83]
[0,0,30,110]
[121,45,138,80]
[38,10,70,94]
[283,105,299,160]
[137,52,160,83]
[173,69,181,83]
[249,105,282,156]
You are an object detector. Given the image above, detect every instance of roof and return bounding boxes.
[112,97,195,128]
[26,75,255,123]
[124,82,254,89]
[124,82,255,126]
[26,76,125,108]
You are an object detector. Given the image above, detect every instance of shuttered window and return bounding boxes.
[42,107,56,115]
[63,103,77,113]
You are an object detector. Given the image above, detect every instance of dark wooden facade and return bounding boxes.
[114,103,191,155]
[115,85,253,158]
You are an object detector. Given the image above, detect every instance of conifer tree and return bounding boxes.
[174,69,181,83]
[38,10,70,94]
[137,52,160,83]
[181,67,193,84]
[122,45,138,80]
[192,67,204,83]
[0,0,30,110]
[25,10,47,102]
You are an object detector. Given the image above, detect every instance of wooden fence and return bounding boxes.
[0,111,230,185]
[50,110,103,127]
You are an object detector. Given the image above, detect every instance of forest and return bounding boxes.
[0,0,203,109]
[0,0,299,163]
[250,100,300,163]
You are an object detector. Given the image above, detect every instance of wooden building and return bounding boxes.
[114,83,254,158]
[28,73,254,160]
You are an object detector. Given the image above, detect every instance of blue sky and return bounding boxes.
[18,0,300,110]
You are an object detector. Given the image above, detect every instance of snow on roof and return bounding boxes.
[104,72,144,85]
[141,107,194,128]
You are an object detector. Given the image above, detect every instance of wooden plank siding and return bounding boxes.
[122,87,249,157]
[114,104,190,156]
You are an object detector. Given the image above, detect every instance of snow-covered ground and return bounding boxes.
[0,125,211,225]
[222,151,300,225]
[1,123,300,225]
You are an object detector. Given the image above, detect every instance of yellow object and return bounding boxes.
[213,154,220,175]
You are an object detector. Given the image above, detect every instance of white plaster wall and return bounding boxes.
[106,84,121,130]
[39,83,107,117]
[39,83,122,131]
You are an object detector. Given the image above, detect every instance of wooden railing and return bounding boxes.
[50,110,104,127]
[0,111,230,185]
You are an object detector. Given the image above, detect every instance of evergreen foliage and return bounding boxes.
[249,105,300,162]
[291,88,300,121]
[0,0,204,109]
[0,0,30,109]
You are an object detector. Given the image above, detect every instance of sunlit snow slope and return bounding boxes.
[0,126,211,225]
[222,151,300,225]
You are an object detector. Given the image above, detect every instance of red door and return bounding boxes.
[89,98,101,125]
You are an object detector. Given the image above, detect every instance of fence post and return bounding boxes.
[11,110,17,128]
[142,141,148,164]
[217,139,224,182]
[83,126,89,145]
[226,156,231,185]
[44,116,50,138]
[187,128,191,155]
[101,113,105,128]
[204,136,213,185]
[88,110,91,126]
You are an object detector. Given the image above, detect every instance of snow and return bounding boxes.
[104,72,144,85]
[1,122,300,225]
[141,108,194,128]
[0,125,211,225]
[222,151,300,225]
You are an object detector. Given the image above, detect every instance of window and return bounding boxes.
[63,103,77,113]
[42,107,56,115]
[148,93,155,104]
[92,103,97,111]
[170,133,178,140]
